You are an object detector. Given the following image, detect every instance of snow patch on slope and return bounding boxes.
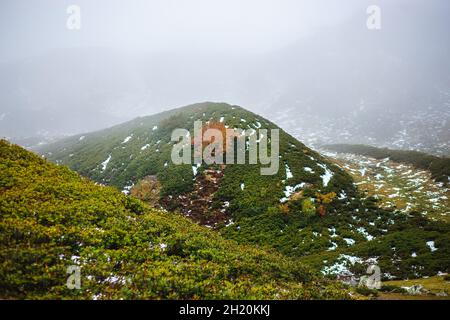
[122,134,133,144]
[101,155,112,171]
[318,163,334,187]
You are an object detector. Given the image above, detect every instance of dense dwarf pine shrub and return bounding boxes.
[0,139,351,299]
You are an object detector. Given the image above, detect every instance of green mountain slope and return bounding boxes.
[37,103,450,281]
[38,102,356,224]
[0,139,351,299]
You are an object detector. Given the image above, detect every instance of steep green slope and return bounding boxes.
[38,102,356,223]
[0,139,351,299]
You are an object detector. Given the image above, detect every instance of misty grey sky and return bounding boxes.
[0,0,449,154]
[0,0,364,62]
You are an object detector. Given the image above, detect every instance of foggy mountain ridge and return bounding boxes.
[0,0,449,155]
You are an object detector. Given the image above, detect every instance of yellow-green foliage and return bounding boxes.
[0,140,351,300]
[316,192,337,205]
[301,198,316,216]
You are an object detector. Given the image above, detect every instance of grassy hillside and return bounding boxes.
[38,102,356,225]
[324,144,450,185]
[0,139,351,299]
[36,103,450,282]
